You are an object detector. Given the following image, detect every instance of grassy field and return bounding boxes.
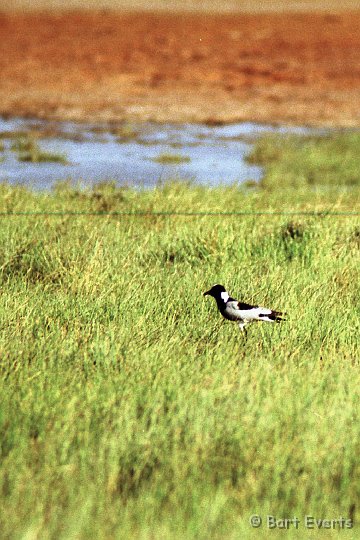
[0,132,359,539]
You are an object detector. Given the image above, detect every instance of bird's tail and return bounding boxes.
[271,310,285,322]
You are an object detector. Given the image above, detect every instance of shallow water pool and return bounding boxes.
[0,117,325,190]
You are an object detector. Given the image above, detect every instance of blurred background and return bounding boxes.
[2,0,360,11]
[1,0,360,186]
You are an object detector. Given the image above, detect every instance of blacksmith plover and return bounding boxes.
[204,284,284,334]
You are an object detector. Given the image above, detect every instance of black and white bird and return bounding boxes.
[203,284,284,334]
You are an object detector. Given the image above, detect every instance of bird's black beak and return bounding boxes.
[203,290,210,297]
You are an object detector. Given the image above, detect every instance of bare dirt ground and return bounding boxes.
[1,10,360,126]
[3,1,360,13]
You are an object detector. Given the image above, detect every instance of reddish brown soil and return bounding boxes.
[1,10,360,126]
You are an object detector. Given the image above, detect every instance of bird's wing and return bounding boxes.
[238,303,272,321]
[227,301,283,322]
[237,301,258,310]
[239,305,284,322]
[224,300,258,321]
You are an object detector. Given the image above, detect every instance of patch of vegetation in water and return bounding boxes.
[18,151,68,164]
[26,124,86,142]
[1,126,86,143]
[11,136,68,164]
[0,130,29,140]
[152,152,191,165]
[112,123,140,143]
[11,137,38,153]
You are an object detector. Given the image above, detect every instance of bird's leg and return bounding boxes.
[238,322,248,339]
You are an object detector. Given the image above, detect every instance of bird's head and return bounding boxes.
[203,284,227,299]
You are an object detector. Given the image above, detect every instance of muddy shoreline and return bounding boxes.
[1,11,360,127]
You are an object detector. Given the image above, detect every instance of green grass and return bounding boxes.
[0,132,359,539]
[247,131,360,188]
